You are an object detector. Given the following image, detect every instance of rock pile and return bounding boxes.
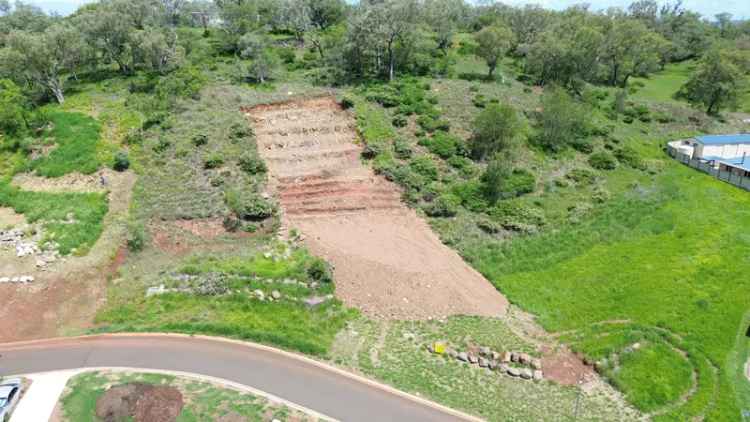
[0,226,61,267]
[0,275,35,284]
[428,342,544,381]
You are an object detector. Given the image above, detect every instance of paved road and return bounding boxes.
[0,335,467,422]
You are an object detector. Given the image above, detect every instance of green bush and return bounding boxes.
[589,151,618,170]
[126,221,146,252]
[450,180,489,212]
[113,151,130,172]
[424,194,460,217]
[470,103,524,160]
[422,132,463,159]
[192,134,209,146]
[392,114,408,127]
[307,258,333,284]
[204,153,225,169]
[567,168,597,185]
[238,152,267,174]
[225,190,276,221]
[614,147,645,170]
[277,47,296,64]
[393,138,413,159]
[409,156,439,181]
[570,138,594,154]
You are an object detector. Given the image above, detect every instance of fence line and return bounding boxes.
[667,146,750,191]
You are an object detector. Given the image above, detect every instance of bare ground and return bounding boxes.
[245,97,507,320]
[0,170,136,342]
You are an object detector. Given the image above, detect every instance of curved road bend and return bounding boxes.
[0,335,467,422]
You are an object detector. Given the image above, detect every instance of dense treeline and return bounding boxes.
[0,0,748,118]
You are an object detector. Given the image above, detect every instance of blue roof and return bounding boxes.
[704,156,750,172]
[695,134,750,145]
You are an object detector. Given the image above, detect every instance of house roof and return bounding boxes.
[704,156,750,172]
[695,134,750,145]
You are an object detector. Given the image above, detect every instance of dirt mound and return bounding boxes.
[245,97,508,319]
[96,383,183,422]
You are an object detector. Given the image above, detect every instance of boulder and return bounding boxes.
[491,351,500,361]
[519,353,531,365]
[531,359,542,370]
[457,352,469,362]
[271,290,281,300]
[479,346,490,356]
[447,349,458,358]
[502,351,511,363]
[468,354,478,364]
[510,352,519,363]
[488,360,498,370]
[507,367,520,377]
[478,357,488,368]
[520,369,533,380]
[533,370,543,381]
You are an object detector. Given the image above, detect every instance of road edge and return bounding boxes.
[0,332,485,422]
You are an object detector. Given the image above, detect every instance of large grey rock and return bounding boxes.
[271,290,281,300]
[510,352,519,363]
[478,357,488,368]
[532,358,542,370]
[520,369,533,380]
[304,296,327,307]
[507,367,520,377]
[533,370,543,381]
[479,346,490,356]
[502,351,511,363]
[519,353,531,365]
[468,354,479,364]
[457,352,469,362]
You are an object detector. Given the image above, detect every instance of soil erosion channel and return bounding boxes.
[246,97,507,319]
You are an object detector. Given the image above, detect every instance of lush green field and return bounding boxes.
[464,162,750,419]
[60,371,311,421]
[630,61,695,104]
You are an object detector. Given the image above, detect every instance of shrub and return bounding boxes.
[450,180,488,212]
[489,201,546,232]
[470,103,524,160]
[393,138,413,159]
[340,96,355,109]
[589,151,618,170]
[225,190,276,221]
[392,114,408,127]
[126,221,146,252]
[307,258,333,283]
[570,138,594,154]
[567,168,597,185]
[424,194,460,217]
[535,87,591,152]
[192,134,208,146]
[204,153,225,169]
[277,47,296,64]
[424,132,463,159]
[614,146,645,170]
[113,151,130,172]
[124,129,145,146]
[238,152,267,174]
[230,123,253,140]
[409,156,439,181]
[482,158,536,203]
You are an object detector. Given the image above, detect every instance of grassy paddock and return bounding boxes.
[27,111,104,177]
[465,162,750,419]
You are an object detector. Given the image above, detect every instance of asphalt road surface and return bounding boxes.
[0,335,467,422]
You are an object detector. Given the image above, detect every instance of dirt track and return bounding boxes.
[245,97,508,319]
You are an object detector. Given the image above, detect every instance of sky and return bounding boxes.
[21,0,749,19]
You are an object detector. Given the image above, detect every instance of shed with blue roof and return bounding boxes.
[693,134,750,160]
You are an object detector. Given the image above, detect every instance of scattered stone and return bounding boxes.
[488,360,498,370]
[271,290,281,300]
[0,275,34,284]
[253,289,265,300]
[478,357,488,368]
[520,368,533,380]
[507,367,520,377]
[447,349,458,359]
[511,352,519,363]
[403,332,415,341]
[533,370,543,381]
[491,351,500,361]
[457,352,469,362]
[531,358,542,370]
[468,354,478,364]
[499,364,509,373]
[479,346,490,356]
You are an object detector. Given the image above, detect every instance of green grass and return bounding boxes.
[464,162,750,419]
[96,247,356,356]
[27,111,103,177]
[60,371,308,422]
[611,342,693,412]
[630,61,695,105]
[0,181,108,254]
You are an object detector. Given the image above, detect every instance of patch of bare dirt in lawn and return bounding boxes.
[96,383,183,422]
[0,171,136,342]
[245,97,508,320]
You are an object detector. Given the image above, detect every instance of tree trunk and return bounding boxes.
[387,38,395,81]
[621,73,632,88]
[48,81,65,104]
[488,60,496,79]
[610,61,619,86]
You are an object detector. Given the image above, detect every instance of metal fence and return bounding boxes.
[668,146,750,191]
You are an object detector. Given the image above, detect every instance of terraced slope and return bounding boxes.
[246,97,508,319]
